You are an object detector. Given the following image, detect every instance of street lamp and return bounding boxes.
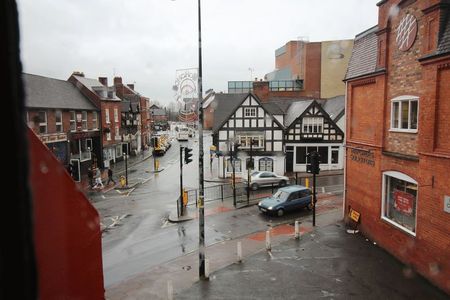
[171,0,206,280]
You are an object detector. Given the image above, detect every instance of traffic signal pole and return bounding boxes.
[313,171,316,226]
[179,146,184,216]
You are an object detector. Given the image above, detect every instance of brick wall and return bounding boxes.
[345,0,450,293]
[101,102,121,146]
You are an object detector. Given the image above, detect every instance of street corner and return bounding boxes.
[168,210,195,223]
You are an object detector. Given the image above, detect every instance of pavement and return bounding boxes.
[104,200,448,299]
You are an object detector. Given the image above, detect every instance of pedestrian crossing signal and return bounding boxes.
[184,147,193,164]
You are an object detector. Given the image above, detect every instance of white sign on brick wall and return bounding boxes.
[445,196,450,214]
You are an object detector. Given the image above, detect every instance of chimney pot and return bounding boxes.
[114,77,122,85]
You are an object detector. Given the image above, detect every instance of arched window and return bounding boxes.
[382,171,418,236]
[259,157,273,172]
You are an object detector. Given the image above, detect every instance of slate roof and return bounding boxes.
[285,100,315,128]
[322,95,345,122]
[23,73,98,110]
[212,93,249,132]
[436,11,450,55]
[120,101,139,113]
[345,26,379,81]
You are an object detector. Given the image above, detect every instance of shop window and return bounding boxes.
[318,146,328,164]
[390,96,418,132]
[331,146,339,164]
[382,171,417,235]
[259,157,273,171]
[295,147,306,164]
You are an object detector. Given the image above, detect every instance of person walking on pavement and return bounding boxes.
[107,167,116,185]
[87,167,94,188]
[93,168,104,189]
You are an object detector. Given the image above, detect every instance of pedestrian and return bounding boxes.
[94,168,104,189]
[107,167,116,185]
[87,167,94,188]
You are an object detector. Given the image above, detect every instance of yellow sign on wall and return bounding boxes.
[349,208,361,223]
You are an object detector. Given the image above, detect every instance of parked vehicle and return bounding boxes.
[243,171,289,190]
[258,185,312,217]
[152,133,170,156]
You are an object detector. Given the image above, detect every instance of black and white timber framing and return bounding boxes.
[284,99,345,172]
[213,93,285,177]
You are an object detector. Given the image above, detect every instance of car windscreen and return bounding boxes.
[251,171,260,176]
[272,190,289,202]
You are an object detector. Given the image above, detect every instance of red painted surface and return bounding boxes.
[28,129,105,299]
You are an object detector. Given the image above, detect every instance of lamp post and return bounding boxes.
[196,0,206,280]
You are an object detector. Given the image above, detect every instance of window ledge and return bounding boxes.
[381,216,416,237]
[389,128,418,134]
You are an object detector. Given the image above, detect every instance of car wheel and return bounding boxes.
[277,208,284,217]
[279,180,287,187]
[307,202,313,211]
[251,183,259,191]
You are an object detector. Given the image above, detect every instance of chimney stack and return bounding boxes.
[114,77,122,85]
[98,77,108,86]
[72,71,84,77]
[127,84,134,90]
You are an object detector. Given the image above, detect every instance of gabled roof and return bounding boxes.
[285,100,315,127]
[321,95,345,122]
[212,93,249,132]
[345,25,379,81]
[23,73,98,111]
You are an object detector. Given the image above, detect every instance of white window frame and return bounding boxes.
[115,125,120,139]
[82,111,88,131]
[244,107,256,117]
[55,110,63,133]
[302,117,324,134]
[237,134,264,149]
[106,132,111,141]
[114,108,119,123]
[381,171,418,236]
[390,95,419,133]
[92,111,98,130]
[70,111,76,131]
[38,111,47,134]
[105,108,110,124]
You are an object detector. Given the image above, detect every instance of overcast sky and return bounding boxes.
[18,0,380,106]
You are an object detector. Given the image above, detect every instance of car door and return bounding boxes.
[297,189,312,209]
[258,172,272,187]
[285,191,300,211]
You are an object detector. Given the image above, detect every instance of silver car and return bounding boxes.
[243,171,290,190]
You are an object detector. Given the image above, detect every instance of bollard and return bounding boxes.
[205,258,210,279]
[237,241,242,262]
[305,178,309,188]
[295,221,300,239]
[167,280,173,300]
[266,230,271,251]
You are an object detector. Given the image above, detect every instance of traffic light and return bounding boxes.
[233,143,240,158]
[306,151,321,174]
[184,147,193,164]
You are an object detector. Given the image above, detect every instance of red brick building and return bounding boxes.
[69,72,123,167]
[24,73,101,180]
[344,0,450,293]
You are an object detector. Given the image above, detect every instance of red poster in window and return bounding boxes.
[393,189,414,216]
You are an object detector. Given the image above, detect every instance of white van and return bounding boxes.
[177,127,190,141]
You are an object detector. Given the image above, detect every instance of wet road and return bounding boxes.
[89,131,344,287]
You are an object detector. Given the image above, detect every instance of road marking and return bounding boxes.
[126,188,136,197]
